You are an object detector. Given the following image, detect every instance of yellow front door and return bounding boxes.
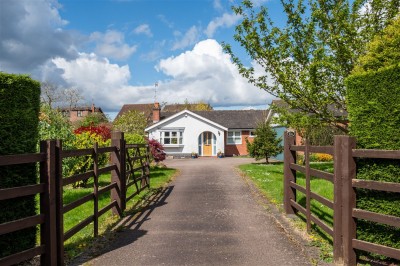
[203,132,212,156]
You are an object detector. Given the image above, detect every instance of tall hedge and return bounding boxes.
[346,65,400,259]
[0,73,41,258]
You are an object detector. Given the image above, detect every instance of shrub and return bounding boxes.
[69,131,111,187]
[74,125,111,141]
[0,73,40,258]
[246,122,283,163]
[346,50,400,258]
[148,139,166,163]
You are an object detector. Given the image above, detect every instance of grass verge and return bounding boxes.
[238,161,334,262]
[62,166,177,261]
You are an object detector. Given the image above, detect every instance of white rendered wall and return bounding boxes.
[147,112,225,156]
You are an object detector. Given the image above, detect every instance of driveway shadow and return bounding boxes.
[68,185,174,266]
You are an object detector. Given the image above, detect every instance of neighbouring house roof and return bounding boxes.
[59,106,104,114]
[163,103,213,112]
[146,109,269,131]
[115,103,154,123]
[271,99,347,118]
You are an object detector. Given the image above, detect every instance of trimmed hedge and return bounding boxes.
[346,65,400,260]
[0,73,41,258]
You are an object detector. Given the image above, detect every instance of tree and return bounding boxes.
[246,122,283,163]
[38,103,75,148]
[113,110,147,135]
[353,16,400,74]
[63,88,83,110]
[40,81,63,108]
[223,0,399,133]
[77,112,109,127]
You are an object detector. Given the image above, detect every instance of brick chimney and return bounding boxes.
[91,103,95,113]
[153,102,161,123]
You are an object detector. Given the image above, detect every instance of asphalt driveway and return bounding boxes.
[80,157,315,265]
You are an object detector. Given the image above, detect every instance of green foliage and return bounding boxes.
[346,20,400,260]
[224,0,399,132]
[353,16,400,74]
[246,122,283,163]
[347,65,400,150]
[76,112,109,128]
[181,99,213,111]
[272,104,345,145]
[68,132,111,187]
[0,72,40,257]
[39,103,76,147]
[113,110,147,135]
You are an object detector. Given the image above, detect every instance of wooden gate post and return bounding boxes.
[55,140,64,266]
[111,131,126,215]
[333,136,344,264]
[284,130,297,214]
[40,140,58,265]
[334,136,357,265]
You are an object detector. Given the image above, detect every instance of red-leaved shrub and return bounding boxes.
[148,139,166,162]
[74,125,111,140]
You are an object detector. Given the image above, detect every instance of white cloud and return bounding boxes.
[205,13,242,38]
[172,26,200,50]
[52,53,132,109]
[90,30,137,60]
[48,40,273,112]
[0,0,78,73]
[213,0,223,10]
[156,39,273,106]
[133,24,153,37]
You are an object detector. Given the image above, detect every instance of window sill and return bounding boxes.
[163,144,184,147]
[226,143,242,145]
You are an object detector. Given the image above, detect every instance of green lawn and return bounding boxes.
[62,166,177,259]
[238,162,335,261]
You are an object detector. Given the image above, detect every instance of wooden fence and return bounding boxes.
[284,133,400,265]
[0,132,150,266]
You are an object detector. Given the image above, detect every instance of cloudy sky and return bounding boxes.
[0,0,281,118]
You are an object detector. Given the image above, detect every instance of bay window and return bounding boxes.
[160,130,183,145]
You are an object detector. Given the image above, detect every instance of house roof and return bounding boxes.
[115,103,154,122]
[59,106,104,114]
[271,99,347,118]
[146,109,269,131]
[146,110,229,132]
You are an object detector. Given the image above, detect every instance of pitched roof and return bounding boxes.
[59,106,104,114]
[271,99,347,118]
[193,110,268,129]
[149,109,269,130]
[115,103,154,122]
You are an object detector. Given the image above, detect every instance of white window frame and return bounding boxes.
[227,130,242,145]
[77,110,83,117]
[249,131,256,138]
[160,130,184,146]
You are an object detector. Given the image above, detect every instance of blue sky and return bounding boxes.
[0,0,281,119]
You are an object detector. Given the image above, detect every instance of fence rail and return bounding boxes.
[284,133,400,265]
[0,132,151,265]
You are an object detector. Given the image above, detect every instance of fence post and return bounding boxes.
[305,139,311,232]
[93,142,99,237]
[55,140,64,266]
[111,131,126,215]
[335,136,357,265]
[40,140,58,265]
[284,130,297,214]
[342,136,357,266]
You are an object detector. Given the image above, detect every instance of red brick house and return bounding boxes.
[59,104,105,123]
